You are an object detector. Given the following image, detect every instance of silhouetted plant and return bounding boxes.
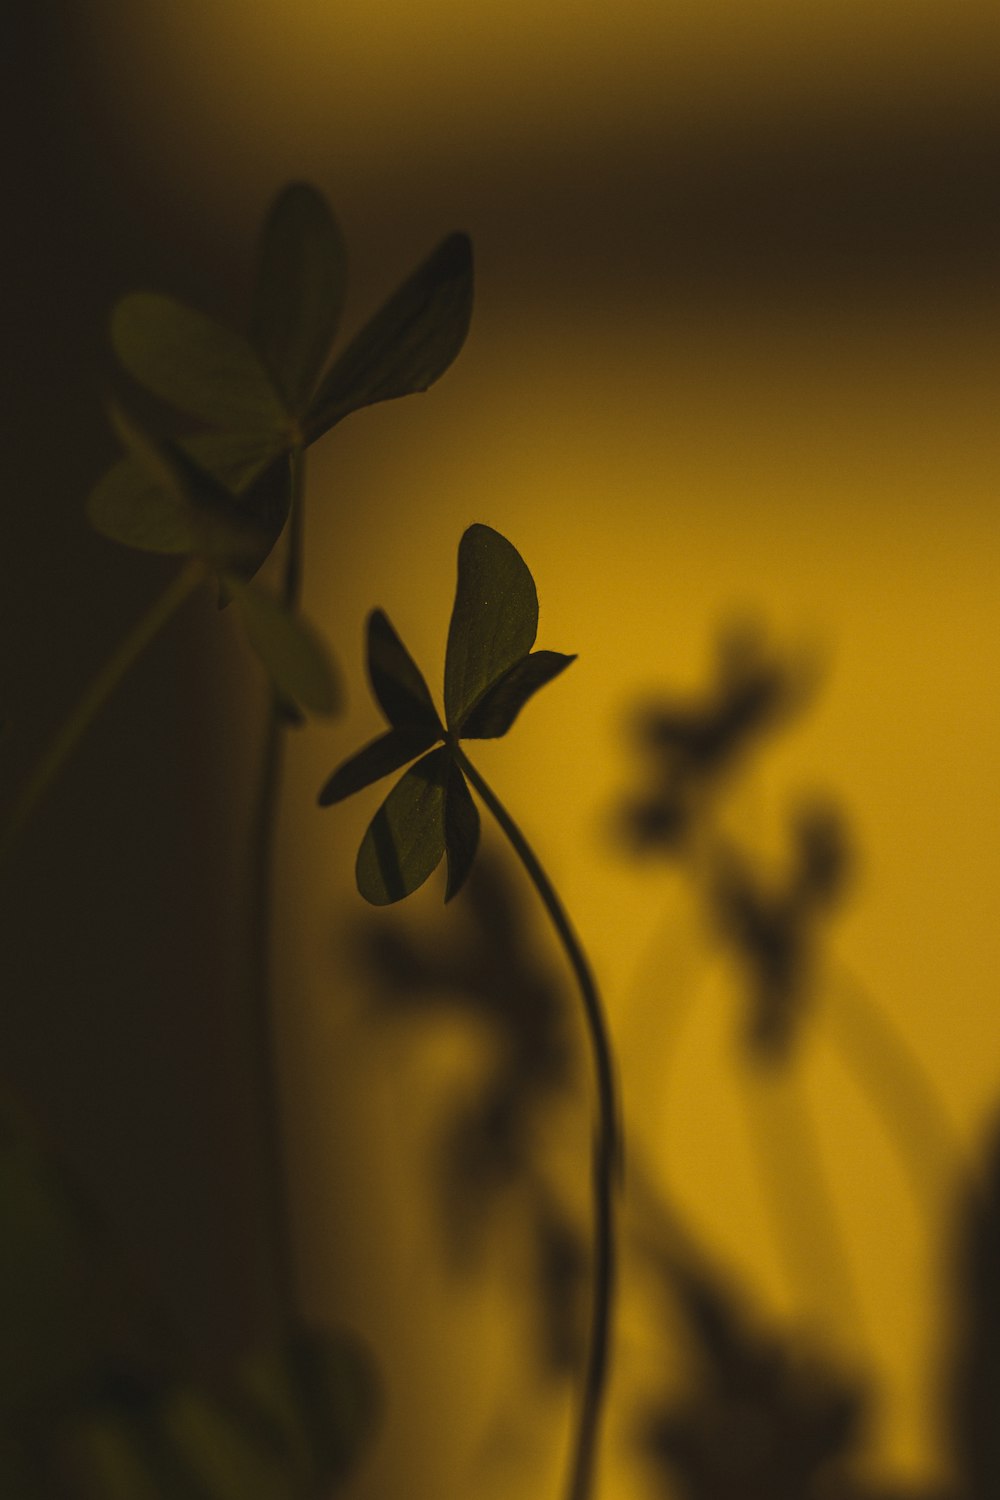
[617,621,815,858]
[709,798,852,1062]
[4,164,997,1500]
[0,181,472,1496]
[321,523,617,1500]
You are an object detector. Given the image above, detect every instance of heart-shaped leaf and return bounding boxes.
[367,609,442,734]
[251,183,347,417]
[461,649,576,738]
[356,747,450,904]
[103,407,269,565]
[303,232,473,443]
[444,764,479,902]
[318,728,438,807]
[227,578,341,716]
[112,294,290,432]
[444,524,538,731]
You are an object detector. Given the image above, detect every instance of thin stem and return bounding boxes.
[454,747,619,1500]
[0,559,203,868]
[246,444,306,1334]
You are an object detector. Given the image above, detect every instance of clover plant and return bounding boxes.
[320,523,619,1500]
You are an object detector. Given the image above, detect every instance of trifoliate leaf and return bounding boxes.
[104,406,268,564]
[461,650,576,738]
[318,728,439,807]
[444,764,479,902]
[367,609,442,734]
[238,1324,381,1490]
[356,747,449,904]
[444,524,538,731]
[251,183,347,416]
[112,293,290,431]
[303,232,473,443]
[227,578,341,716]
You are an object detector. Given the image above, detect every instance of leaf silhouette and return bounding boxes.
[112,293,289,432]
[321,525,572,906]
[227,578,341,716]
[356,746,451,904]
[366,609,442,735]
[250,182,348,417]
[444,523,540,731]
[318,728,439,807]
[304,231,473,442]
[461,649,576,738]
[102,406,268,564]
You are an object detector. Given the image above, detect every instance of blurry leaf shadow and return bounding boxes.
[632,1181,949,1500]
[352,846,589,1383]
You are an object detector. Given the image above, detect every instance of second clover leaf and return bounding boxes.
[318,524,575,905]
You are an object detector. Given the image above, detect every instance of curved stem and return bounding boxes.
[454,747,619,1500]
[246,444,307,1334]
[0,559,203,869]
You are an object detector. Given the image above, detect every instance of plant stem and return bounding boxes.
[454,747,619,1500]
[0,558,204,868]
[246,444,306,1334]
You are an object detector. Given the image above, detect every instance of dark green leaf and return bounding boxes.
[356,747,450,904]
[87,459,202,555]
[88,428,286,559]
[221,453,293,585]
[228,579,341,716]
[103,407,270,564]
[318,728,438,806]
[251,183,347,416]
[112,293,290,430]
[239,1324,381,1490]
[183,425,290,488]
[461,650,576,738]
[444,523,538,731]
[367,609,442,733]
[303,232,473,442]
[444,764,479,902]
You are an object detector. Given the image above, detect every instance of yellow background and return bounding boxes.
[57,3,1000,1495]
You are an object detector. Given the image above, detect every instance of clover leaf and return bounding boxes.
[318,524,575,904]
[88,182,473,572]
[104,403,339,717]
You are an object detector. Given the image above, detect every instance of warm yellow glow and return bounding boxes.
[74,3,1000,1495]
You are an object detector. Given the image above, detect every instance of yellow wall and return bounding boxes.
[71,4,1000,1495]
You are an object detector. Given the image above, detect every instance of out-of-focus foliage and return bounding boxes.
[0,1100,379,1498]
[356,850,588,1379]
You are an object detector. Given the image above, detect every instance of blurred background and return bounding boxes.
[4,1,1000,1495]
